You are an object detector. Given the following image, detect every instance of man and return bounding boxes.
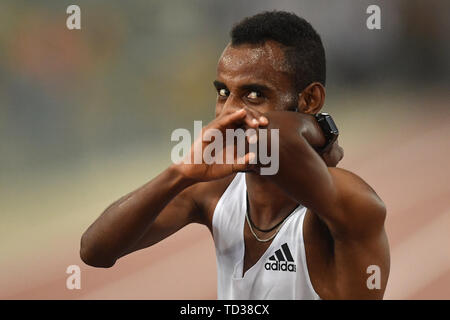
[80,11,390,299]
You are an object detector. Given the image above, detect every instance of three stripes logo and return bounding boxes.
[264,243,296,272]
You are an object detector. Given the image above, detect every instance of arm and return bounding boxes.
[80,166,198,267]
[262,111,389,299]
[261,111,386,238]
[80,108,260,268]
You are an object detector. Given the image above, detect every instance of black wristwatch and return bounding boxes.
[314,112,339,153]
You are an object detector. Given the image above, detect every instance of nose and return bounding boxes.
[222,93,245,114]
[215,92,245,118]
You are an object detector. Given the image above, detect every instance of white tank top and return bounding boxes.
[212,173,321,300]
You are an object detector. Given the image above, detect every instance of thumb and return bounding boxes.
[232,152,257,172]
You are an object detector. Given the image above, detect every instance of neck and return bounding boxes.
[245,172,298,229]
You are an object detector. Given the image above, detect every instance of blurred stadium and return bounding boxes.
[0,0,449,299]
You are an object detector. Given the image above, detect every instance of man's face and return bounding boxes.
[214,40,298,118]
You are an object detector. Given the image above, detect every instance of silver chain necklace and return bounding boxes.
[245,207,298,243]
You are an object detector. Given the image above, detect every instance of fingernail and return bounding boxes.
[252,118,258,125]
[259,116,268,124]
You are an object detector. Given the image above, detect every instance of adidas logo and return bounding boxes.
[264,243,296,272]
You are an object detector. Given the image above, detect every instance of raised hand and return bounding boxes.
[173,108,265,182]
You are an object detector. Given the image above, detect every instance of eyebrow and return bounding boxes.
[213,80,226,89]
[241,83,271,93]
[213,80,271,93]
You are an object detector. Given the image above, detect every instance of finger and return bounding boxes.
[242,107,260,129]
[246,107,268,127]
[321,141,344,167]
[243,107,268,129]
[232,152,257,172]
[337,145,344,162]
[216,108,247,129]
[246,129,258,144]
[220,105,241,116]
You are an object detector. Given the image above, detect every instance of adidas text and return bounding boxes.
[264,260,296,272]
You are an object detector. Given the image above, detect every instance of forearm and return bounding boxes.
[263,111,338,215]
[80,165,195,267]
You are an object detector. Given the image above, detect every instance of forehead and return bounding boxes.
[217,40,293,88]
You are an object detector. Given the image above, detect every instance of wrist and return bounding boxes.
[262,111,325,148]
[296,113,327,148]
[167,163,198,190]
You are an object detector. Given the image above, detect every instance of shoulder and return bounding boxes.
[327,167,387,240]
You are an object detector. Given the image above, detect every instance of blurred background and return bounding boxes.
[0,0,449,299]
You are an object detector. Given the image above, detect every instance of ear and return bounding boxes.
[297,82,325,114]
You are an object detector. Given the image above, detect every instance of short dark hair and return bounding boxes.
[230,11,326,92]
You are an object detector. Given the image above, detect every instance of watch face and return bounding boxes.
[324,115,339,135]
[317,113,339,136]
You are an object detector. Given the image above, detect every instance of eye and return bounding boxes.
[218,88,229,97]
[247,91,261,99]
